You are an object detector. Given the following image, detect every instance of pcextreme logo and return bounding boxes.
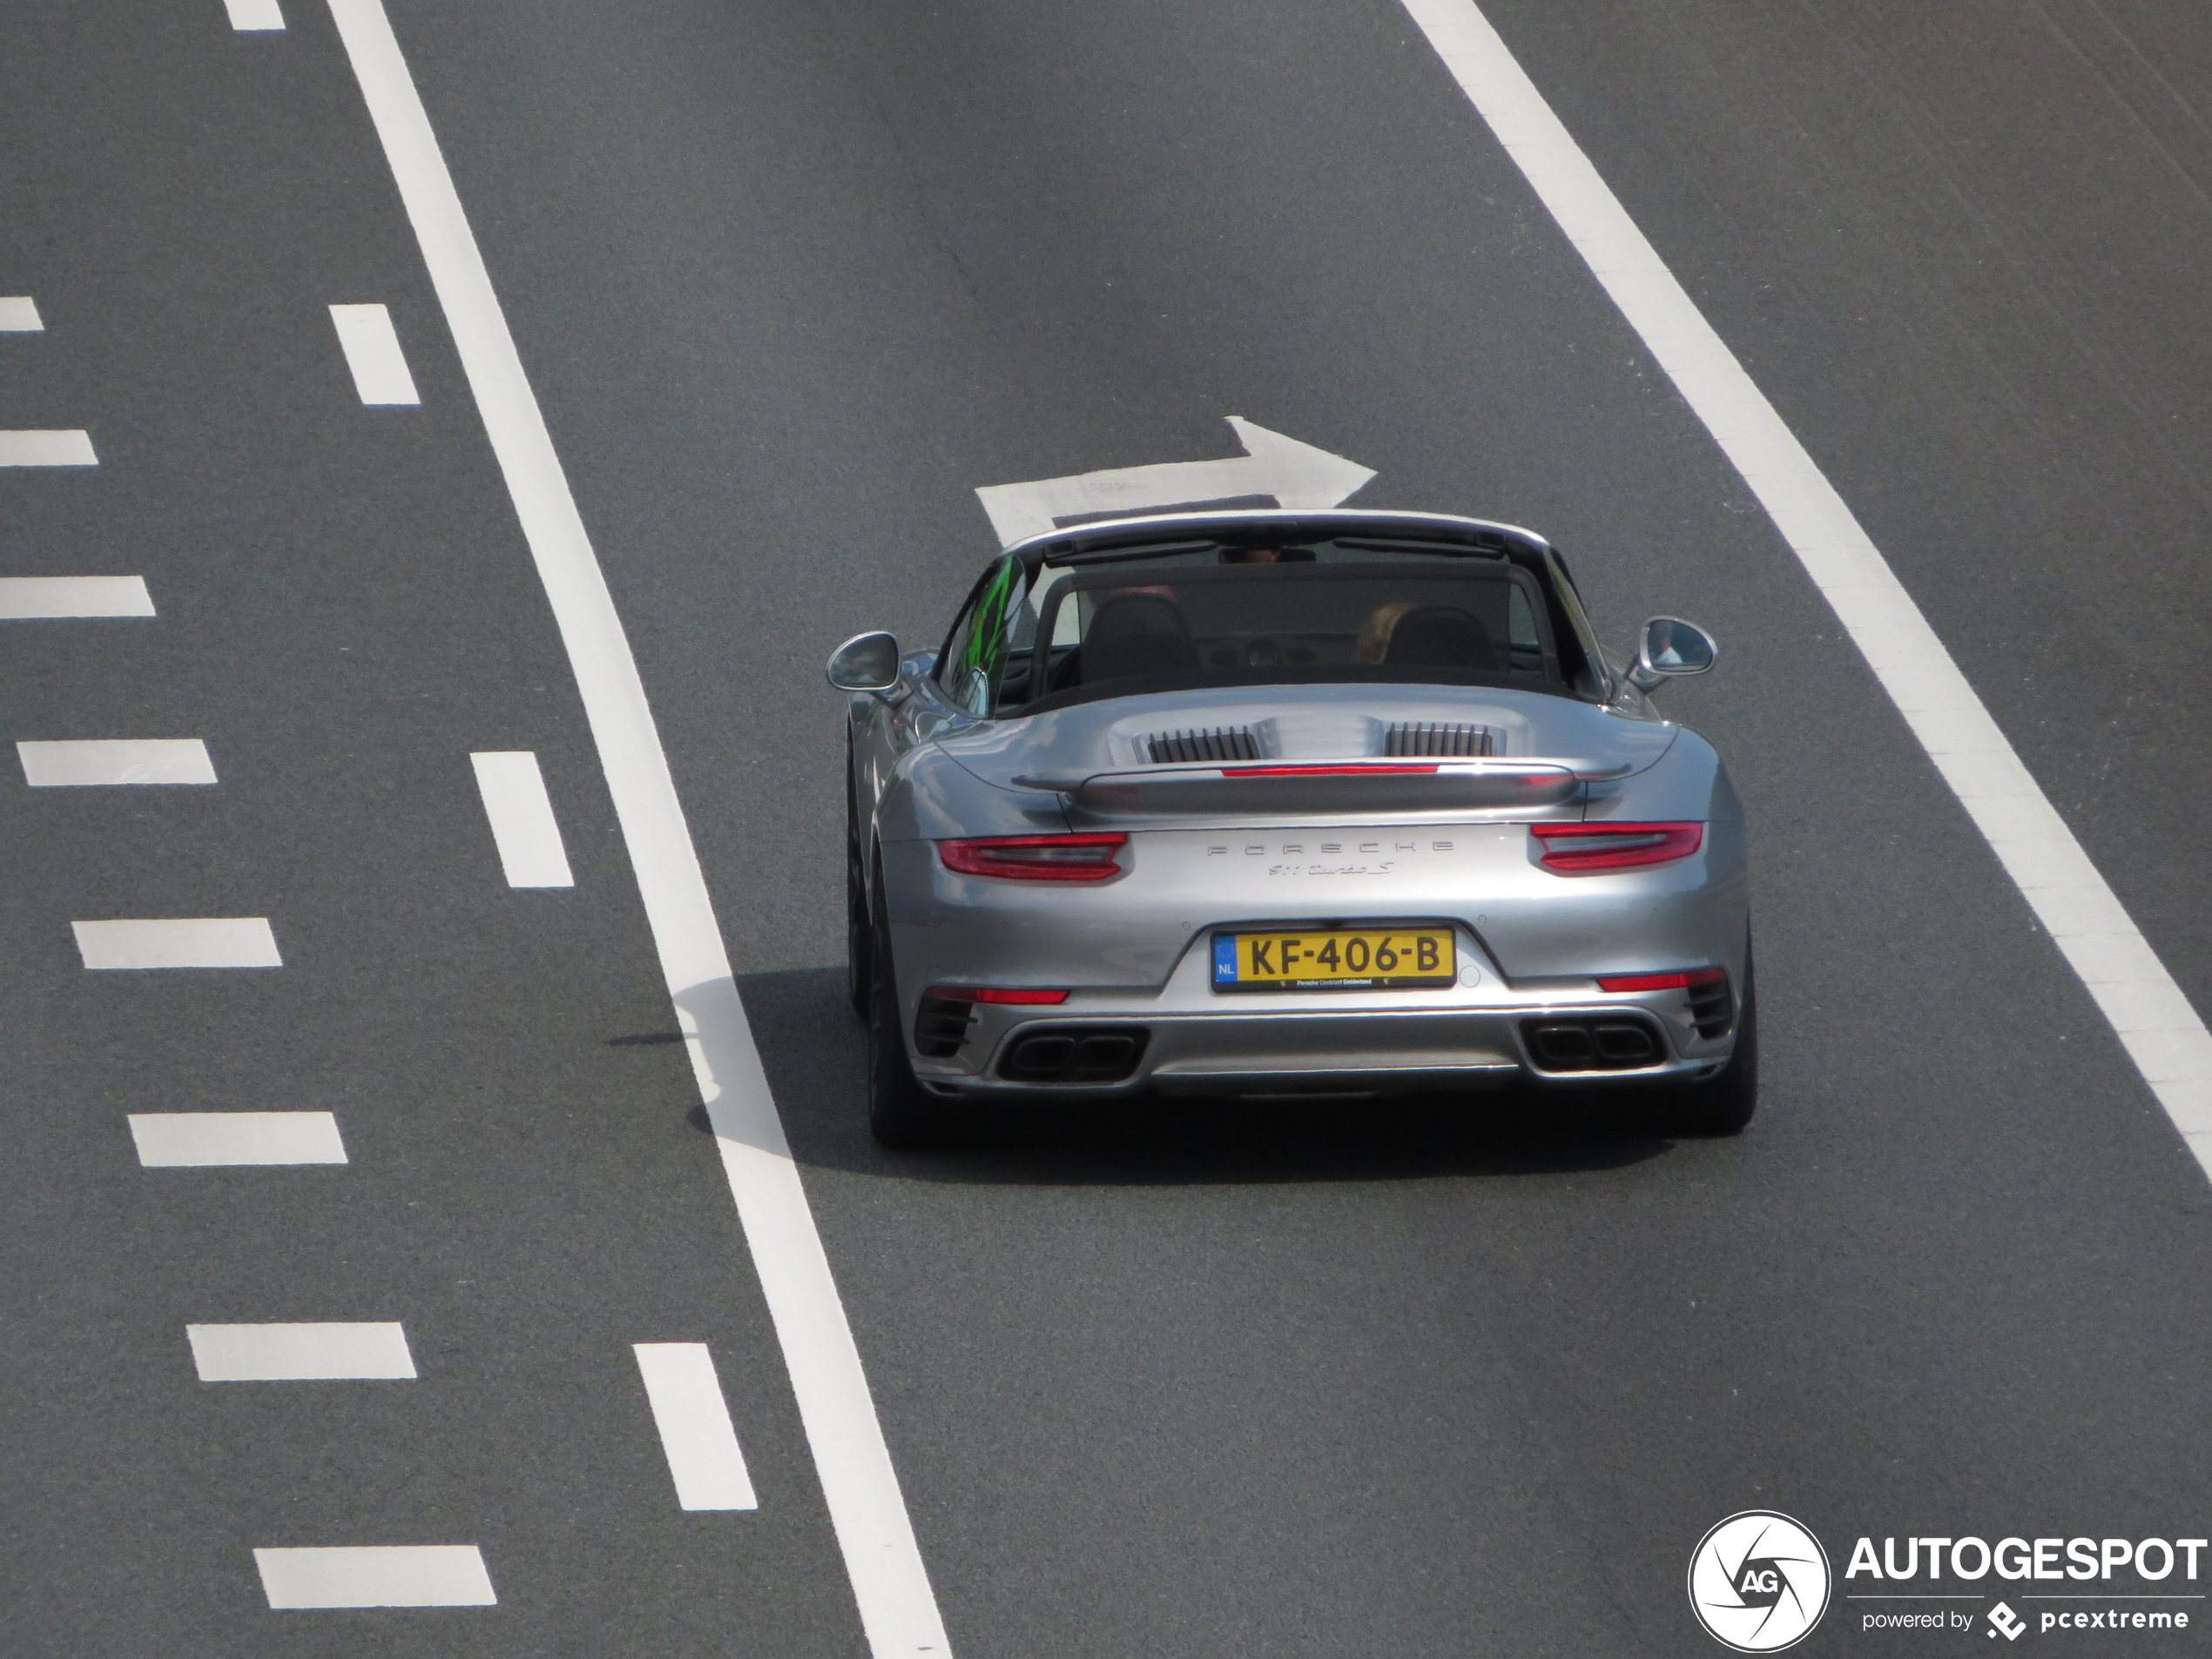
[1689,1511,1833,1652]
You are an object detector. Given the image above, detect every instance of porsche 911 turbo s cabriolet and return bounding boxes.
[826,509,1750,1147]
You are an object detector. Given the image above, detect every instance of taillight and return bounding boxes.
[936,833,1128,881]
[923,985,1069,1005]
[1532,821,1703,873]
[1596,967,1727,993]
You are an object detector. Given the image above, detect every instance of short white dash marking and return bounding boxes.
[224,0,286,30]
[18,738,216,786]
[633,1342,759,1510]
[73,918,281,970]
[0,577,155,618]
[0,297,44,332]
[188,1322,415,1381]
[253,1546,495,1608]
[129,1111,347,1166]
[328,303,420,405]
[0,431,98,467]
[469,751,574,887]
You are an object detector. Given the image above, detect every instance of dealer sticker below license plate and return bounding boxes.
[1211,927,1455,993]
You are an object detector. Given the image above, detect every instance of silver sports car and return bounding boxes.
[827,509,1750,1147]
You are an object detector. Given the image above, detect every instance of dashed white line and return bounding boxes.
[469,751,574,887]
[223,0,286,31]
[253,1546,495,1608]
[188,1322,416,1381]
[0,297,44,332]
[18,738,216,786]
[0,430,98,467]
[0,577,156,618]
[328,303,421,405]
[633,1342,759,1511]
[129,1111,347,1166]
[73,918,282,970]
[328,3,952,1650]
[1403,0,2212,1178]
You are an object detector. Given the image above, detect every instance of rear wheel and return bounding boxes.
[1661,943,1757,1136]
[866,870,984,1149]
[845,734,871,1021]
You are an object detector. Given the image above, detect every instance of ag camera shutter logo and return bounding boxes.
[1689,1511,1832,1651]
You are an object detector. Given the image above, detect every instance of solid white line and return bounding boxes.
[0,577,156,618]
[129,1111,348,1166]
[224,0,286,30]
[0,297,43,332]
[633,1342,759,1510]
[0,430,98,467]
[328,303,421,405]
[18,738,217,786]
[188,1322,416,1380]
[73,918,282,970]
[1401,0,2212,1177]
[253,1546,494,1608]
[326,3,952,1650]
[469,751,575,887]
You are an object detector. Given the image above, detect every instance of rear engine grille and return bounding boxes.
[1148,726,1260,764]
[914,995,976,1058]
[1689,974,1734,1040]
[1385,722,1491,758]
[998,1027,1150,1084]
[1521,1017,1665,1072]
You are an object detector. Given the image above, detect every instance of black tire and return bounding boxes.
[845,733,872,1021]
[866,869,981,1149]
[1663,943,1757,1136]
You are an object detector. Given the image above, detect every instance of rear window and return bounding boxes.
[997,544,1563,711]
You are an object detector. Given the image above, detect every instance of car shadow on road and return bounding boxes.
[732,967,1676,1186]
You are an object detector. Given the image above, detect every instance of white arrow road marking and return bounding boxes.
[974,415,1376,548]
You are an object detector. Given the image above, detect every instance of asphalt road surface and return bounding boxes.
[5,0,2212,1655]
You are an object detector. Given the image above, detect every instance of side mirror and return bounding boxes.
[826,631,901,693]
[1625,616,1716,693]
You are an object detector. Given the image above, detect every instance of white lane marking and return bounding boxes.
[633,1342,759,1511]
[0,430,98,467]
[0,297,43,331]
[188,1322,415,1380]
[224,0,286,30]
[326,3,953,1649]
[129,1111,347,1166]
[328,303,421,405]
[1404,0,2212,1176]
[469,751,574,887]
[0,576,156,617]
[73,918,282,970]
[18,738,217,786]
[253,1546,494,1608]
[974,415,1376,548]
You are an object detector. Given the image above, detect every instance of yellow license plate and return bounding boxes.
[1211,927,1455,992]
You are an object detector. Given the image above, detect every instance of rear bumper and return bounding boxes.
[912,981,1736,1103]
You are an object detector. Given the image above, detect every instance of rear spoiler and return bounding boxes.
[1009,759,1622,817]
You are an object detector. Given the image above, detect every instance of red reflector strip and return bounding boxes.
[924,986,1069,1005]
[937,833,1127,881]
[1531,820,1704,873]
[1219,764,1440,777]
[1596,968,1728,993]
